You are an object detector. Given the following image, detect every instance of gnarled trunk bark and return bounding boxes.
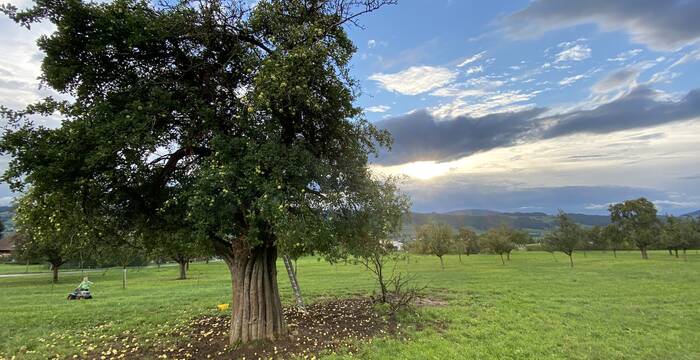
[225,245,286,344]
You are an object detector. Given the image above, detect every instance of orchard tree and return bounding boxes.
[587,226,609,250]
[147,205,213,280]
[676,218,700,260]
[609,198,660,259]
[152,230,212,280]
[12,189,92,282]
[507,228,530,260]
[1,0,399,344]
[479,226,515,265]
[543,212,582,267]
[415,222,454,270]
[351,177,411,303]
[661,216,683,257]
[454,227,478,263]
[602,223,625,258]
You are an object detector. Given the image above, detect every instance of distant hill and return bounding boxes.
[405,209,610,239]
[683,210,700,217]
[0,206,13,234]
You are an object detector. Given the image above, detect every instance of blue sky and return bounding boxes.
[1,0,700,215]
[344,0,700,215]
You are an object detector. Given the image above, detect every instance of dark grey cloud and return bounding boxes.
[542,87,700,138]
[375,86,700,165]
[376,108,545,165]
[503,0,700,51]
[592,68,640,93]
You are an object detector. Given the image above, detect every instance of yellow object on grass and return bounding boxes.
[217,303,230,311]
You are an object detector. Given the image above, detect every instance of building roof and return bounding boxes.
[0,235,16,252]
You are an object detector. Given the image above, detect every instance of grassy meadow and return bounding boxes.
[1,251,699,359]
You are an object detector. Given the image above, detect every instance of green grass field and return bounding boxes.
[1,251,699,359]
[0,263,53,274]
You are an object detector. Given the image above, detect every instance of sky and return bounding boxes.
[1,0,700,215]
[344,0,700,215]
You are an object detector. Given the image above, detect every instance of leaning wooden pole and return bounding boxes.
[282,255,305,311]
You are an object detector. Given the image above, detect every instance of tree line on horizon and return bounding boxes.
[406,197,700,267]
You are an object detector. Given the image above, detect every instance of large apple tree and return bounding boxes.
[1,0,397,343]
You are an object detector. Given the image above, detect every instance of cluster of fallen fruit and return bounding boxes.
[86,298,407,359]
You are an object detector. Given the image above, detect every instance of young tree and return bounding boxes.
[454,227,478,263]
[543,212,582,267]
[1,0,398,343]
[480,226,515,265]
[349,177,411,304]
[415,222,454,270]
[609,198,660,259]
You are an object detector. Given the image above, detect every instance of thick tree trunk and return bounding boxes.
[613,249,617,258]
[568,253,574,268]
[640,247,648,259]
[52,265,59,283]
[507,251,511,261]
[499,254,505,265]
[458,253,462,264]
[178,260,188,280]
[438,255,444,270]
[122,267,127,289]
[674,249,679,258]
[668,249,673,256]
[227,245,286,344]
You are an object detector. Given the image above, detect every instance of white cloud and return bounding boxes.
[369,66,458,96]
[367,39,377,48]
[555,44,591,63]
[457,51,486,67]
[653,199,699,209]
[607,48,642,62]
[559,74,586,85]
[365,105,391,113]
[430,87,488,98]
[429,90,537,118]
[465,65,483,75]
[669,48,700,69]
[584,203,613,210]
